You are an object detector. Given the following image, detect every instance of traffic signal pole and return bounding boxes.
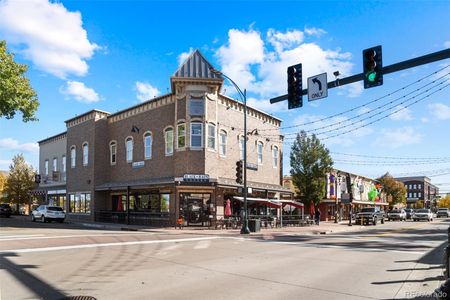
[270,48,450,104]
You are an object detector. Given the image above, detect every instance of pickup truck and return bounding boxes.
[355,207,385,225]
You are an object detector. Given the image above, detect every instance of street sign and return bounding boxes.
[307,73,328,101]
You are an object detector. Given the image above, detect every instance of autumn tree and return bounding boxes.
[438,195,450,209]
[290,131,333,209]
[0,172,6,199]
[0,40,39,122]
[3,154,35,211]
[377,173,407,207]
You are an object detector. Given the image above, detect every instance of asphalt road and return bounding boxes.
[0,216,448,300]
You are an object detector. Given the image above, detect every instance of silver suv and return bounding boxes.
[437,208,450,218]
[31,205,65,223]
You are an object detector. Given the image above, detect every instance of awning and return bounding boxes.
[29,190,47,196]
[277,200,304,209]
[233,196,282,208]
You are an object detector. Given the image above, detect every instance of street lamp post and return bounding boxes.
[210,67,250,234]
[335,175,342,223]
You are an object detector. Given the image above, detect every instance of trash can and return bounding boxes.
[248,219,261,232]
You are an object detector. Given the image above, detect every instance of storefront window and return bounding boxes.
[69,193,91,213]
[179,193,211,225]
[161,194,170,213]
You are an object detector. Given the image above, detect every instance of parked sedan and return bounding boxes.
[412,208,433,222]
[437,208,450,218]
[0,203,12,217]
[387,209,407,221]
[31,205,65,223]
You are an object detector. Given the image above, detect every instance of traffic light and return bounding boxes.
[34,174,41,184]
[363,45,383,89]
[235,160,243,184]
[287,63,303,109]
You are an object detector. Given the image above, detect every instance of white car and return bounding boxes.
[412,208,433,222]
[387,209,407,221]
[31,205,65,223]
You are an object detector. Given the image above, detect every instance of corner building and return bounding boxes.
[64,50,290,226]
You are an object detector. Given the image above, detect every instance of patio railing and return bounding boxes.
[94,211,175,227]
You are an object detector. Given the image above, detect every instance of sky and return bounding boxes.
[0,0,449,195]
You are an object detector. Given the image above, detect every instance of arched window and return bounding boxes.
[190,122,203,148]
[257,141,263,164]
[207,123,216,150]
[272,145,279,168]
[44,160,49,175]
[165,128,174,155]
[110,141,117,165]
[177,123,186,149]
[144,132,152,159]
[126,137,133,162]
[82,142,88,166]
[219,130,227,156]
[70,146,76,168]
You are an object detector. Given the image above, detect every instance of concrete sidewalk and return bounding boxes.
[72,219,367,236]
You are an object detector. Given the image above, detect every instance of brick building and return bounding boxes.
[395,176,439,208]
[37,50,291,226]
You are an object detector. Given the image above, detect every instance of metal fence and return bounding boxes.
[94,211,175,227]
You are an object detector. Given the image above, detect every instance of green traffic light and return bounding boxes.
[367,71,377,82]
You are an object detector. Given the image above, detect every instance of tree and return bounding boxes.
[438,195,450,209]
[0,172,6,199]
[376,173,407,207]
[290,131,333,209]
[0,40,39,122]
[3,154,35,211]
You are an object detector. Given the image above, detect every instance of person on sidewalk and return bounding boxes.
[315,208,321,225]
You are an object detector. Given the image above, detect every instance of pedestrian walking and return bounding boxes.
[315,208,321,225]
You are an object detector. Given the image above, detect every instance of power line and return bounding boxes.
[272,72,450,138]
[331,152,450,161]
[259,64,450,132]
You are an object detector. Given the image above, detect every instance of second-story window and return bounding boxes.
[62,155,66,173]
[165,128,174,155]
[191,122,202,148]
[70,146,76,168]
[219,130,227,156]
[144,133,152,159]
[239,136,244,160]
[44,160,49,176]
[53,157,58,172]
[110,141,117,165]
[82,143,88,166]
[257,142,263,164]
[177,123,186,149]
[272,146,279,168]
[126,137,133,162]
[207,123,216,150]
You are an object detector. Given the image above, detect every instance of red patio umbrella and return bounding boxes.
[117,198,124,212]
[225,199,232,217]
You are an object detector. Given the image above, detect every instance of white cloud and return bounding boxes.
[177,47,194,66]
[216,28,265,90]
[60,81,100,103]
[135,81,161,102]
[375,127,423,149]
[0,138,39,153]
[445,41,450,48]
[389,105,413,121]
[304,27,327,37]
[428,103,450,120]
[247,97,284,114]
[0,0,99,78]
[267,29,304,53]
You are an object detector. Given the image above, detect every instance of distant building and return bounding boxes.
[394,176,439,208]
[283,169,387,221]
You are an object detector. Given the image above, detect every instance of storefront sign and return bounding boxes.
[183,174,210,182]
[246,162,258,171]
[132,161,145,169]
